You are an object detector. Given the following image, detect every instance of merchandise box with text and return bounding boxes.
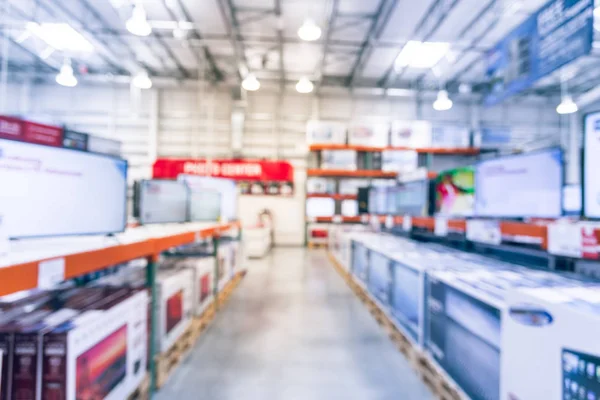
[156,269,194,353]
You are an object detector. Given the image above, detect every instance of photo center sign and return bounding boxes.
[153,159,295,196]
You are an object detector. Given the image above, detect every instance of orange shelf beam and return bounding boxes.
[307,169,398,178]
[0,222,240,297]
[306,193,358,200]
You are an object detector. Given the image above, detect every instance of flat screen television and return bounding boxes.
[474,148,563,218]
[0,138,128,238]
[435,166,475,217]
[584,112,600,218]
[138,180,189,224]
[179,175,238,221]
[189,191,222,222]
[396,180,429,216]
[306,197,335,218]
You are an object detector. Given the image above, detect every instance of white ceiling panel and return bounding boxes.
[338,0,382,14]
[379,0,435,41]
[361,48,397,78]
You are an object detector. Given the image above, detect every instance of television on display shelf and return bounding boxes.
[584,112,600,218]
[474,147,563,218]
[137,180,189,225]
[435,166,475,217]
[395,180,429,217]
[178,175,238,221]
[306,197,335,218]
[0,137,128,238]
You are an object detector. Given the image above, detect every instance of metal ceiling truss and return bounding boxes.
[216,0,250,81]
[346,0,399,87]
[316,0,340,92]
[379,0,462,88]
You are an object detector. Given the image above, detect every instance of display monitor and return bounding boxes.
[435,166,475,217]
[396,180,429,216]
[474,148,563,218]
[138,180,188,224]
[584,112,600,218]
[178,175,238,221]
[189,191,222,222]
[0,138,127,238]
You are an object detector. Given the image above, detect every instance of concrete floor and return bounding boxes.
[155,248,434,400]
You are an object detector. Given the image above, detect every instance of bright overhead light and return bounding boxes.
[433,90,453,111]
[242,74,260,91]
[395,40,450,70]
[56,60,78,87]
[173,21,189,39]
[458,83,472,94]
[26,22,94,53]
[298,19,322,41]
[296,77,314,94]
[132,70,152,89]
[556,95,578,115]
[126,4,152,36]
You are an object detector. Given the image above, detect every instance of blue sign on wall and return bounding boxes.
[485,0,593,106]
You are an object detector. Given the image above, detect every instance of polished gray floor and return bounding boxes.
[155,248,434,400]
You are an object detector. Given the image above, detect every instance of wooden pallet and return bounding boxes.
[326,252,466,400]
[127,375,150,400]
[308,241,328,249]
[155,270,247,389]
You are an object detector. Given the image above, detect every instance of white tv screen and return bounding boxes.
[584,112,600,218]
[0,138,127,238]
[475,148,563,218]
[178,175,238,221]
[306,198,335,218]
[189,191,222,222]
[139,180,189,224]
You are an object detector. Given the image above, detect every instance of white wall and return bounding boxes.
[3,82,565,245]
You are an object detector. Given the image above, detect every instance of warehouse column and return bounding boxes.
[566,112,581,185]
[149,88,160,164]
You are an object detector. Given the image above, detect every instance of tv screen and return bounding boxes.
[396,180,428,216]
[0,138,127,238]
[474,148,563,218]
[189,191,222,222]
[435,166,475,217]
[584,113,600,218]
[341,200,358,217]
[139,180,188,224]
[179,175,238,221]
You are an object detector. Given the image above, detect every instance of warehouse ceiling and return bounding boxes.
[1,0,598,97]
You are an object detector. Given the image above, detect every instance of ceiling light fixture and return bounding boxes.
[242,74,260,91]
[296,77,314,94]
[26,22,94,52]
[433,90,453,111]
[298,18,322,41]
[556,95,578,115]
[173,21,189,39]
[132,70,152,89]
[56,59,78,87]
[395,41,450,70]
[126,4,152,37]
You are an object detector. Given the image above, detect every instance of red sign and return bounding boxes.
[153,158,294,182]
[23,121,63,147]
[582,226,600,260]
[0,116,24,140]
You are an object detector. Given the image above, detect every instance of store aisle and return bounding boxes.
[155,248,434,400]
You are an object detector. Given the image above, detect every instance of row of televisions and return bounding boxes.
[349,147,580,219]
[0,136,234,239]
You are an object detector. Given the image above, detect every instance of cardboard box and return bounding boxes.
[321,150,357,171]
[156,270,193,353]
[41,290,148,400]
[347,123,389,147]
[502,285,600,400]
[165,257,215,317]
[306,121,347,145]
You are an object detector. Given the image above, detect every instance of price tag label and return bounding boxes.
[434,217,448,237]
[466,219,501,245]
[332,215,343,224]
[402,215,412,232]
[385,215,394,229]
[195,232,201,243]
[38,258,66,289]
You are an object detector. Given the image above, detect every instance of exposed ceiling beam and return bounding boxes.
[414,0,496,85]
[216,0,250,80]
[172,0,223,82]
[316,0,340,92]
[378,0,463,88]
[274,0,285,86]
[346,0,398,87]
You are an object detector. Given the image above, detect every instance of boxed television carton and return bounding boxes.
[321,150,357,170]
[306,120,347,145]
[425,268,592,400]
[368,250,391,305]
[156,269,194,353]
[347,123,389,147]
[41,289,148,400]
[501,285,600,400]
[163,257,215,317]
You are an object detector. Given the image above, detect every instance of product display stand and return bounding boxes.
[0,221,241,398]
